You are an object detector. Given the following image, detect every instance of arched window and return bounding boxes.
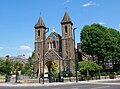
[65,26,68,33]
[38,30,40,36]
[53,41,56,48]
[52,34,56,39]
[50,42,52,48]
[66,51,68,56]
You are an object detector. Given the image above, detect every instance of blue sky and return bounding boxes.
[0,0,120,58]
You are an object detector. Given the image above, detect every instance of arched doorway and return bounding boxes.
[45,61,55,82]
[45,61,52,73]
[43,49,63,82]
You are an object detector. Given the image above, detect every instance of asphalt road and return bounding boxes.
[100,80,120,83]
[0,83,120,89]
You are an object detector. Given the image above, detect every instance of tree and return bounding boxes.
[0,59,14,82]
[28,52,34,65]
[13,61,24,72]
[80,23,120,71]
[78,60,102,78]
[21,52,34,77]
[0,59,5,75]
[80,24,108,61]
[50,60,58,78]
[1,59,14,75]
[78,60,102,72]
[21,64,32,76]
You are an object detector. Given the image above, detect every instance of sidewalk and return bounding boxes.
[0,78,120,87]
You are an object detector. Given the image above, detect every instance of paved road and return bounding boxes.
[1,79,120,89]
[0,83,120,89]
[100,80,120,83]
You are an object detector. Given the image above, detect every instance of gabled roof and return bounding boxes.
[34,17,46,29]
[46,31,62,40]
[40,49,62,63]
[61,11,73,25]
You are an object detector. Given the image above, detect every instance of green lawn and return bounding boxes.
[0,75,5,80]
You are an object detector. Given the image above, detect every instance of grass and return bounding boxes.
[0,74,5,80]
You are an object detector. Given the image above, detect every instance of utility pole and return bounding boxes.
[38,53,41,83]
[42,27,49,84]
[73,28,78,83]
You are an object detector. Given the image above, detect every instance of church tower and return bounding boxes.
[61,11,75,72]
[34,17,46,74]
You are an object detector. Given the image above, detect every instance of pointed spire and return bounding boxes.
[61,11,73,25]
[34,17,46,29]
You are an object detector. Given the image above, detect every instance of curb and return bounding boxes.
[0,78,120,87]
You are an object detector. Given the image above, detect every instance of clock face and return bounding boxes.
[52,34,56,39]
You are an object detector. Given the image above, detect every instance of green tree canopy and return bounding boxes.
[78,60,102,72]
[50,60,58,78]
[0,59,14,75]
[28,52,34,65]
[80,23,120,63]
[21,52,34,76]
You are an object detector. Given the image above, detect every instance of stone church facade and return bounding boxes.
[34,12,75,77]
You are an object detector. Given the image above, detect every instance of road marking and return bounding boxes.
[72,85,91,88]
[52,88,60,89]
[91,86,110,89]
[71,88,79,89]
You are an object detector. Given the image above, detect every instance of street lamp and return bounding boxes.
[66,56,71,82]
[73,27,78,83]
[15,65,20,83]
[59,54,61,82]
[15,69,18,83]
[42,27,49,84]
[38,53,41,83]
[5,55,10,82]
[69,58,71,82]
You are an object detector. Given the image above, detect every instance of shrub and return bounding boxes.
[101,72,107,76]
[71,73,76,77]
[107,72,110,76]
[62,71,71,77]
[114,72,117,75]
[78,71,81,77]
[117,71,120,75]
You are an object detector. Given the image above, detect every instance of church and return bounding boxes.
[34,11,75,77]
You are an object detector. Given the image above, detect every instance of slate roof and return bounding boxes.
[61,11,73,25]
[34,17,46,29]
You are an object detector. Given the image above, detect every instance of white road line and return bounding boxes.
[52,88,60,89]
[91,86,110,89]
[71,88,79,89]
[72,85,91,88]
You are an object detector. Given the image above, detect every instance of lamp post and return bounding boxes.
[31,69,34,78]
[73,28,78,83]
[15,65,19,83]
[38,53,41,83]
[69,58,71,82]
[15,69,18,83]
[5,55,10,82]
[59,54,61,82]
[66,56,71,81]
[43,27,49,84]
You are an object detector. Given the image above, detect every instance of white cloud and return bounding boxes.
[119,24,120,28]
[99,22,105,25]
[0,47,3,50]
[82,1,96,7]
[63,0,70,5]
[25,52,32,58]
[19,45,31,51]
